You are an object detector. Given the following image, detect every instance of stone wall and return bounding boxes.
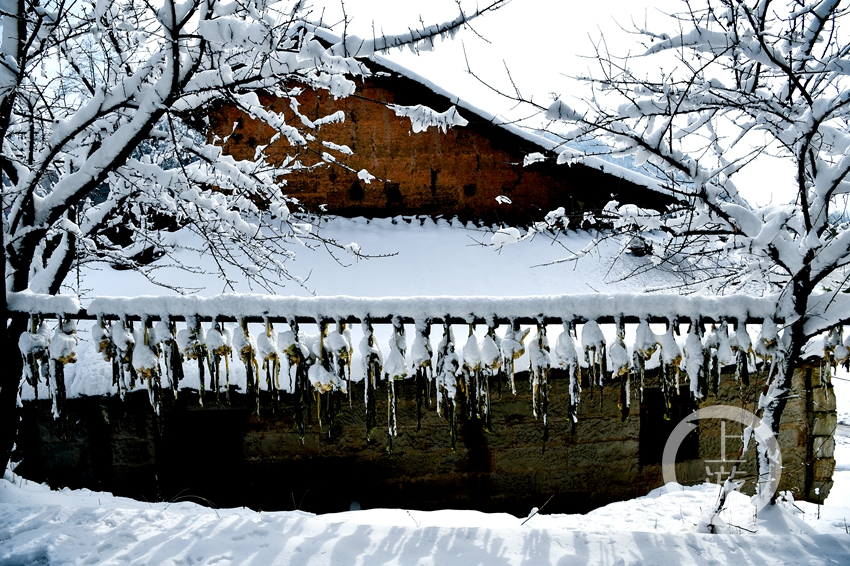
[209,70,671,224]
[807,366,838,502]
[14,364,833,515]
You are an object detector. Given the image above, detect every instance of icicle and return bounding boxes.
[729,321,753,386]
[462,325,482,420]
[132,318,163,416]
[632,319,657,404]
[755,319,787,385]
[324,319,352,395]
[177,316,207,405]
[528,322,551,445]
[359,318,382,440]
[556,320,580,427]
[205,323,222,402]
[683,319,706,400]
[499,319,528,394]
[656,319,682,418]
[611,318,630,421]
[155,319,183,398]
[311,320,332,427]
[329,320,353,402]
[258,317,281,412]
[48,317,76,419]
[822,326,843,381]
[207,321,233,404]
[343,324,354,392]
[308,318,348,430]
[411,319,433,430]
[95,318,120,396]
[702,324,719,396]
[111,318,136,401]
[279,322,305,394]
[581,320,605,387]
[19,316,50,400]
[480,321,500,431]
[233,318,259,412]
[435,319,460,450]
[283,318,311,438]
[842,330,850,371]
[703,322,732,395]
[382,316,407,452]
[581,320,606,407]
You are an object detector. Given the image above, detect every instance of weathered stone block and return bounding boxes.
[511,421,553,445]
[811,413,838,436]
[777,426,807,451]
[781,392,809,422]
[490,471,537,495]
[568,440,639,467]
[492,446,554,474]
[810,478,834,502]
[571,418,639,443]
[808,366,824,388]
[675,459,717,486]
[813,436,835,459]
[535,468,589,493]
[811,385,837,412]
[244,432,308,460]
[813,457,836,481]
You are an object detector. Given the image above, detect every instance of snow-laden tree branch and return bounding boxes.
[481,0,848,507]
[0,0,507,472]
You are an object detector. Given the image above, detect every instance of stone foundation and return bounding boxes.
[13,364,834,515]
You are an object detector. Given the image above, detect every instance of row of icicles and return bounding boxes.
[18,314,802,451]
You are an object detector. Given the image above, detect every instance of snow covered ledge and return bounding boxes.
[80,292,778,324]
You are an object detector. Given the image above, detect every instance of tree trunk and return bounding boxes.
[0,314,26,474]
[754,278,810,502]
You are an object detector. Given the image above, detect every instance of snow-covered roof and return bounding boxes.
[371,57,671,196]
[306,25,673,198]
[58,217,686,301]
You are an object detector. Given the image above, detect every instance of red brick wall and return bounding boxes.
[210,75,670,224]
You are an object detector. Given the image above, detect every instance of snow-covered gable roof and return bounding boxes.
[370,56,673,197]
[307,24,674,201]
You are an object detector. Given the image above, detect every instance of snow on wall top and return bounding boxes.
[82,293,779,323]
[7,290,82,315]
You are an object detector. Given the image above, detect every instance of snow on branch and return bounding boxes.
[471,0,850,489]
[388,104,469,133]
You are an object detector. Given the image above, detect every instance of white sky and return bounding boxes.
[311,0,797,206]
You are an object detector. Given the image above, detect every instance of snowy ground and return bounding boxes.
[2,464,848,565]
[3,218,849,564]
